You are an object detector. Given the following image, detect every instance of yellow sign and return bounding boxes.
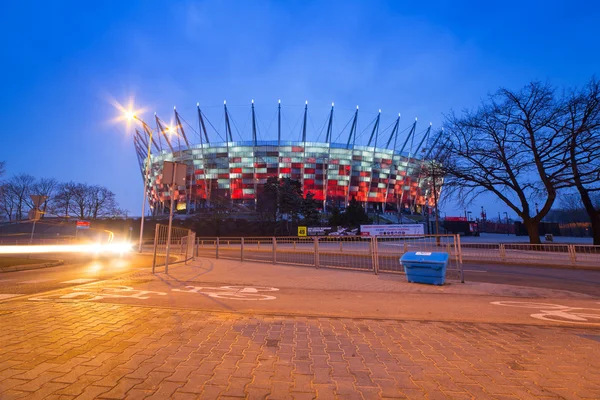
[298,226,307,237]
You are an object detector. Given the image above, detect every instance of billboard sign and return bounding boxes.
[360,224,424,236]
[76,220,91,230]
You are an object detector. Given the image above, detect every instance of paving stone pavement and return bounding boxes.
[1,300,599,399]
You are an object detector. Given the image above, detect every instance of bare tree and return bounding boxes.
[563,77,600,244]
[88,185,118,219]
[442,82,570,244]
[31,178,58,218]
[0,185,16,221]
[70,183,90,220]
[50,182,78,218]
[5,174,36,220]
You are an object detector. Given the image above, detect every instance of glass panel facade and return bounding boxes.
[146,141,436,210]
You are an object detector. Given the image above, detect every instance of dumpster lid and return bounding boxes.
[400,251,449,263]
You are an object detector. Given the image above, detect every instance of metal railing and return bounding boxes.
[194,234,465,282]
[152,224,195,273]
[460,242,600,267]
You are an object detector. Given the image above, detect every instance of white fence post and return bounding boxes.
[152,224,160,274]
[314,237,320,269]
[568,244,576,264]
[372,237,379,275]
[241,237,245,262]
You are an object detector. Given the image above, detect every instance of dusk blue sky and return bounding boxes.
[1,1,598,219]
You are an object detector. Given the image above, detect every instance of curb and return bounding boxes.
[462,258,600,271]
[0,260,64,273]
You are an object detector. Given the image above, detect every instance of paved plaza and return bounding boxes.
[1,257,599,399]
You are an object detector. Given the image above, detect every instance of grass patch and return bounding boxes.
[0,257,57,269]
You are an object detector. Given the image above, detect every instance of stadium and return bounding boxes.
[132,101,443,216]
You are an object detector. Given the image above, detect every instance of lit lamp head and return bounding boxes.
[124,110,136,121]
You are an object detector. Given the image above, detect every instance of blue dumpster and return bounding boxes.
[400,252,449,285]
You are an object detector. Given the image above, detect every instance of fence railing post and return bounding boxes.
[272,237,277,264]
[499,243,506,261]
[456,234,464,283]
[216,237,220,259]
[241,237,244,262]
[568,244,576,264]
[371,237,379,274]
[152,224,160,274]
[314,237,320,269]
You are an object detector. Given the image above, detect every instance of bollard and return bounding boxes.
[241,237,244,262]
[272,237,277,264]
[339,241,343,252]
[314,237,320,268]
[257,241,260,250]
[216,237,220,259]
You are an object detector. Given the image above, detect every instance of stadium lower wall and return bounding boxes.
[145,141,437,212]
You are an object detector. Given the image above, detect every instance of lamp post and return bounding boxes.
[504,212,509,235]
[125,111,154,253]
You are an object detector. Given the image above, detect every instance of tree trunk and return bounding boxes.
[523,218,541,244]
[591,214,600,246]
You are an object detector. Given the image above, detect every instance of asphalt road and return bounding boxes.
[463,263,600,297]
[0,254,156,298]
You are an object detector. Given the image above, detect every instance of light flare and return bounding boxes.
[0,242,133,255]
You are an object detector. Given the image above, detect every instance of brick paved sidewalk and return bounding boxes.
[1,300,599,399]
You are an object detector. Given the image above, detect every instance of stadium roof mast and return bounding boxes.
[277,100,282,178]
[223,100,232,205]
[398,118,417,156]
[196,103,210,144]
[138,118,160,153]
[424,128,444,160]
[301,101,308,191]
[325,102,334,144]
[385,114,401,149]
[196,103,210,205]
[251,99,257,146]
[277,100,281,147]
[173,107,190,147]
[155,114,175,153]
[135,129,149,154]
[224,100,233,142]
[345,106,359,149]
[414,122,432,157]
[323,102,335,212]
[412,123,433,211]
[397,118,418,213]
[301,101,308,142]
[367,110,381,147]
[383,114,401,207]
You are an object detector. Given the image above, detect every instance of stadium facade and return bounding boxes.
[132,101,443,215]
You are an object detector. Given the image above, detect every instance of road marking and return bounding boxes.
[491,301,600,326]
[0,293,21,300]
[29,286,167,302]
[20,279,56,284]
[173,286,279,300]
[60,279,97,284]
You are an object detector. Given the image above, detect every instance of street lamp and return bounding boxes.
[125,111,154,253]
[504,212,509,235]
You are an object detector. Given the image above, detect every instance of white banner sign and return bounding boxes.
[360,224,424,236]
